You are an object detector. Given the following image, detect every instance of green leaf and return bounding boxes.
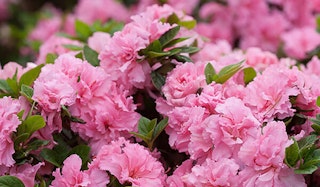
[19,64,44,88]
[172,55,192,62]
[146,51,171,58]
[0,175,25,187]
[178,20,197,29]
[70,116,86,124]
[295,164,318,174]
[215,60,244,84]
[14,133,30,148]
[138,117,152,135]
[167,13,180,25]
[17,115,45,137]
[317,96,320,107]
[6,77,19,97]
[83,45,100,66]
[179,46,200,54]
[45,53,58,64]
[131,132,150,143]
[153,117,168,140]
[163,37,189,48]
[151,71,166,91]
[75,19,92,41]
[285,139,300,167]
[312,123,320,135]
[159,26,180,47]
[204,63,217,84]
[316,14,320,33]
[63,44,83,51]
[20,84,33,100]
[69,145,90,169]
[0,79,12,93]
[26,139,49,152]
[40,148,61,167]
[243,67,257,85]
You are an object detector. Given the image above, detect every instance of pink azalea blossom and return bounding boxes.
[51,154,90,187]
[93,137,166,186]
[282,27,320,59]
[8,162,44,187]
[88,32,111,53]
[0,97,21,167]
[183,158,240,187]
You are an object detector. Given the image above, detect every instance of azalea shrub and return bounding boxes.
[1,0,320,187]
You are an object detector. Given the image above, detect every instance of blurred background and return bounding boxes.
[0,0,78,66]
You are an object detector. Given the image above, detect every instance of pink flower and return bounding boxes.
[74,0,129,23]
[244,65,299,121]
[0,97,21,167]
[70,83,139,155]
[161,62,206,106]
[239,166,306,187]
[166,159,193,187]
[0,62,36,80]
[51,154,90,187]
[245,47,279,71]
[239,121,291,170]
[183,158,240,187]
[282,27,320,59]
[8,162,44,187]
[36,35,83,64]
[93,137,166,187]
[88,32,111,53]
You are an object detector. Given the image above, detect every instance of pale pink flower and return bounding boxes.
[0,62,36,80]
[74,0,129,23]
[36,35,83,64]
[239,121,291,170]
[183,158,240,187]
[239,166,306,187]
[282,27,320,59]
[244,65,299,122]
[51,154,90,187]
[161,62,206,106]
[88,32,111,53]
[245,47,279,71]
[167,0,198,14]
[93,137,166,187]
[192,40,232,62]
[0,97,21,167]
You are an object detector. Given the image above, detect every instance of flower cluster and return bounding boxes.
[1,1,320,187]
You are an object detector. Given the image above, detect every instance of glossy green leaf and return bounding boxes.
[311,123,320,135]
[0,79,12,93]
[215,60,244,84]
[178,20,197,29]
[146,51,171,58]
[163,37,189,48]
[69,145,90,169]
[6,77,19,97]
[14,133,30,148]
[285,139,300,167]
[159,26,180,47]
[0,175,25,187]
[153,117,168,140]
[204,63,217,84]
[40,148,61,167]
[26,139,50,152]
[75,19,92,41]
[45,53,58,64]
[317,96,320,107]
[83,45,100,66]
[17,115,45,137]
[131,132,150,143]
[20,84,33,100]
[243,67,256,85]
[172,55,192,63]
[295,164,318,174]
[151,71,166,90]
[138,117,152,135]
[63,44,83,51]
[167,13,180,25]
[19,64,44,88]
